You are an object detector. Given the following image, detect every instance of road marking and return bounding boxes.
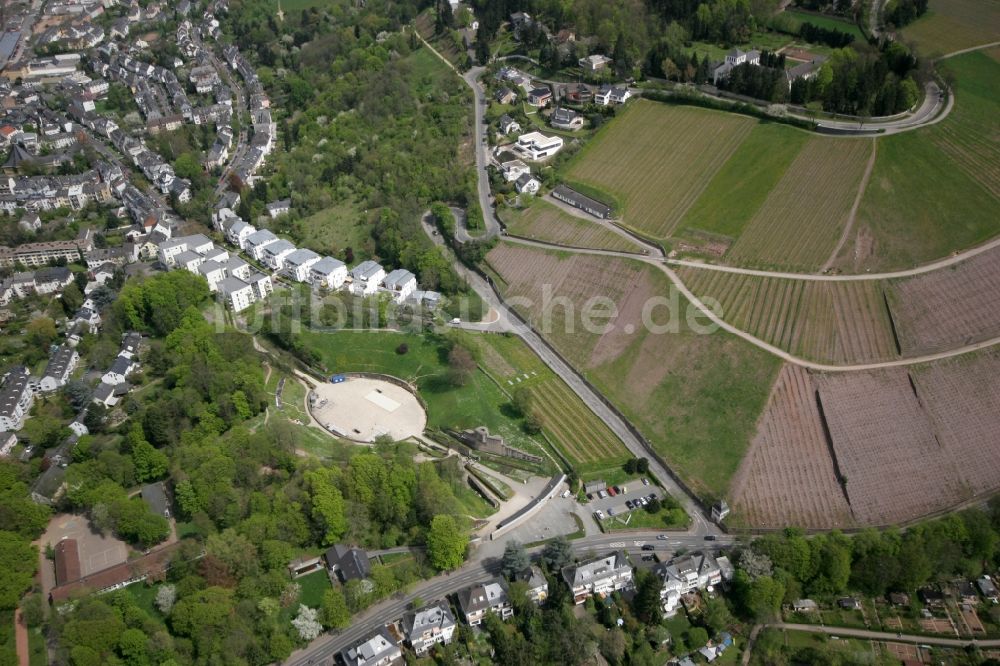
[634,541,644,547]
[610,542,625,548]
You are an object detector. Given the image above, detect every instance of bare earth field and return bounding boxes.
[888,244,1000,355]
[814,370,967,526]
[678,268,897,364]
[565,100,754,240]
[730,365,855,529]
[726,137,873,270]
[501,198,645,253]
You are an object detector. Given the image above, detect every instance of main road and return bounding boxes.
[285,532,736,665]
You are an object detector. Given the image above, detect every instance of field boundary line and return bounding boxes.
[501,237,1000,371]
[821,138,878,273]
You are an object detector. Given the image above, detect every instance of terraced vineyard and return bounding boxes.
[501,199,645,253]
[726,137,873,270]
[731,365,855,529]
[565,100,754,240]
[457,331,630,470]
[678,268,898,364]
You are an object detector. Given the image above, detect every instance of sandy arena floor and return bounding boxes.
[309,376,426,443]
[42,514,129,577]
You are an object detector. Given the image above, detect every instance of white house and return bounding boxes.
[712,48,761,84]
[497,113,521,135]
[226,256,252,281]
[515,566,549,605]
[217,276,256,312]
[339,627,402,666]
[266,199,291,218]
[499,159,530,183]
[515,132,563,161]
[402,602,456,655]
[0,368,34,432]
[382,268,417,303]
[198,260,229,291]
[246,272,273,300]
[243,229,279,260]
[92,381,128,408]
[282,248,321,282]
[579,54,612,72]
[562,551,633,604]
[456,579,513,626]
[0,432,17,457]
[156,233,213,267]
[101,354,136,386]
[550,107,584,131]
[594,85,632,106]
[310,256,348,289]
[515,173,541,195]
[655,551,733,615]
[172,250,204,273]
[226,219,256,248]
[261,239,296,271]
[349,260,386,296]
[39,345,79,393]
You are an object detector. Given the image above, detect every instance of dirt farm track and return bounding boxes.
[308,376,426,443]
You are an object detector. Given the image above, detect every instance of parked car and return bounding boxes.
[598,490,607,499]
[641,478,650,486]
[620,485,627,494]
[641,544,655,551]
[594,510,605,520]
[625,500,634,510]
[607,487,617,497]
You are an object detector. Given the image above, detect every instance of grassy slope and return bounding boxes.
[297,330,543,453]
[501,199,645,253]
[486,242,780,497]
[781,9,867,41]
[679,123,809,239]
[849,52,1000,271]
[900,0,1000,58]
[295,201,372,259]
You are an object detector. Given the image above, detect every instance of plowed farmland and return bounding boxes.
[730,365,855,529]
[911,350,1000,497]
[678,268,897,364]
[564,100,754,240]
[814,370,967,526]
[726,137,873,271]
[501,199,645,253]
[486,241,781,496]
[888,244,1000,355]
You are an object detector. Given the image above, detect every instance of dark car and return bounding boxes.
[641,544,655,551]
[625,500,634,510]
[704,535,717,541]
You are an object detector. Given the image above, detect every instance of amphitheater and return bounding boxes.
[308,374,426,443]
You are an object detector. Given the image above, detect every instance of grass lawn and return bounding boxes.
[846,52,1000,272]
[679,123,808,239]
[602,503,690,530]
[294,200,372,258]
[128,582,168,624]
[27,627,45,666]
[686,30,796,62]
[501,199,645,253]
[298,330,543,453]
[297,569,332,609]
[781,9,867,41]
[564,100,755,240]
[901,0,1000,58]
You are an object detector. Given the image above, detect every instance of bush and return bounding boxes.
[395,343,409,355]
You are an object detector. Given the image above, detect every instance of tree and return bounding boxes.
[0,533,37,609]
[304,468,347,545]
[703,594,734,634]
[63,379,92,410]
[26,316,57,348]
[426,514,467,570]
[447,344,476,387]
[19,593,44,627]
[321,588,350,629]
[292,604,323,641]
[131,440,168,482]
[645,497,662,514]
[542,535,572,571]
[61,281,84,314]
[632,569,663,625]
[599,628,626,665]
[685,626,709,649]
[500,540,529,580]
[155,584,177,614]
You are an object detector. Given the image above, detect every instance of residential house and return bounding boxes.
[711,499,730,522]
[578,54,612,72]
[217,276,256,312]
[550,107,583,131]
[382,268,417,303]
[978,575,999,603]
[0,368,34,431]
[495,88,517,105]
[0,432,17,457]
[515,565,548,604]
[225,219,255,248]
[33,267,74,294]
[246,272,273,300]
[888,592,910,607]
[712,48,761,84]
[282,248,321,282]
[784,55,829,89]
[456,579,513,626]
[349,260,386,296]
[324,544,371,583]
[527,86,552,106]
[654,551,732,615]
[101,354,136,386]
[402,601,456,655]
[92,381,127,408]
[39,344,79,392]
[515,173,540,195]
[310,256,347,289]
[266,199,290,218]
[339,627,402,666]
[261,238,296,271]
[792,599,819,613]
[497,113,521,136]
[562,551,633,604]
[243,229,279,260]
[594,85,631,106]
[838,597,862,611]
[499,159,530,182]
[552,184,612,219]
[514,131,563,161]
[198,260,229,291]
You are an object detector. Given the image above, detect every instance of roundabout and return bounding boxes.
[307,374,426,443]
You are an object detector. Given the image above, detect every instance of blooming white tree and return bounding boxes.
[155,584,177,614]
[292,604,323,641]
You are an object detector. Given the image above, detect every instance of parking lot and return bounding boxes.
[585,481,660,522]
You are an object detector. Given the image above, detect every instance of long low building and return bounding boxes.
[551,184,612,220]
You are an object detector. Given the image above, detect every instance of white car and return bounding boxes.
[657,534,669,541]
[594,510,605,520]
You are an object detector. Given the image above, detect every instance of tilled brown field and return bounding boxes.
[730,365,855,529]
[678,268,898,364]
[814,370,967,526]
[911,350,1000,496]
[889,245,1000,355]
